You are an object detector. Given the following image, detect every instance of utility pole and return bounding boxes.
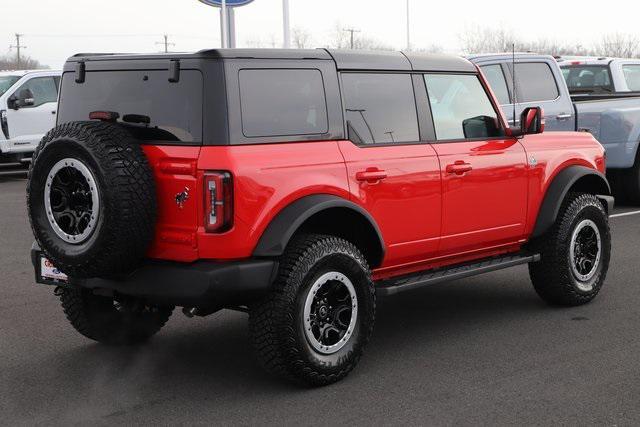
[155,34,175,53]
[221,0,228,48]
[406,0,411,51]
[343,28,360,49]
[9,34,26,69]
[282,0,290,49]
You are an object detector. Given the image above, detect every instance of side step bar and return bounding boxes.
[377,253,541,296]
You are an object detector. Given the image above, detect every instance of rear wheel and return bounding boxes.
[529,193,611,306]
[59,287,173,345]
[624,163,640,205]
[249,234,375,386]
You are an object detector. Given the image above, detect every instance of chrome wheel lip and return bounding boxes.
[303,271,358,355]
[44,158,100,244]
[570,219,601,290]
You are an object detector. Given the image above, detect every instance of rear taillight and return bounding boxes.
[204,172,233,233]
[0,110,9,139]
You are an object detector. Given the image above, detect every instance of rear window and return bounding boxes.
[622,65,640,91]
[58,70,203,143]
[0,75,20,97]
[561,65,613,94]
[514,62,559,102]
[239,69,328,138]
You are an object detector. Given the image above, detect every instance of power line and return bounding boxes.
[9,34,27,69]
[343,27,360,49]
[155,34,175,53]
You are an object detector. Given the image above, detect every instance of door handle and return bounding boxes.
[356,168,387,183]
[446,161,472,175]
[556,113,572,120]
[51,111,56,115]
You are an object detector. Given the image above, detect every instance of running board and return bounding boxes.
[377,253,541,296]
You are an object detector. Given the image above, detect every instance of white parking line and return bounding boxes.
[611,210,640,218]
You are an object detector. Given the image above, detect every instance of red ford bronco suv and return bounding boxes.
[27,49,613,386]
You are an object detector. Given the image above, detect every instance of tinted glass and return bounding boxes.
[561,65,613,93]
[0,76,20,97]
[623,65,640,91]
[514,62,559,102]
[342,73,419,144]
[481,65,511,104]
[15,77,58,107]
[425,74,500,140]
[58,70,203,143]
[239,69,328,137]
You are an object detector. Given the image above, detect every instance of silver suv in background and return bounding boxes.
[0,70,61,165]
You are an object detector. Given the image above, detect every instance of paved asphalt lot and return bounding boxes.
[2,165,640,425]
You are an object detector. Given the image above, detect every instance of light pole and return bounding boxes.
[221,0,228,48]
[406,0,411,51]
[282,0,290,48]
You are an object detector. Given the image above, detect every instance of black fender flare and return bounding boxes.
[532,166,612,238]
[253,194,385,262]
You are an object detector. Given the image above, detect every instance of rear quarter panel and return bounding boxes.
[195,141,350,260]
[521,131,606,237]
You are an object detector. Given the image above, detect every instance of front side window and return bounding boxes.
[622,65,640,91]
[425,74,501,140]
[239,69,328,138]
[561,65,613,94]
[0,76,20,97]
[13,77,58,108]
[341,73,419,144]
[481,65,511,105]
[514,62,559,102]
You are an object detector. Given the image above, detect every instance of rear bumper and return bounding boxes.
[31,243,278,307]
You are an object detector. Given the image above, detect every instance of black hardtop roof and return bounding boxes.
[67,48,477,73]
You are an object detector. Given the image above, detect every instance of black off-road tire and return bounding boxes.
[27,121,156,278]
[59,287,173,345]
[529,193,611,306]
[249,234,376,386]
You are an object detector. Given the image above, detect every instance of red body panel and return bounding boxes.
[143,134,605,282]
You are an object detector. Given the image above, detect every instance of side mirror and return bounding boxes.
[521,107,545,135]
[7,94,18,110]
[18,88,35,107]
[508,107,545,137]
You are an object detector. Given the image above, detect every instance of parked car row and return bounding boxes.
[470,54,640,202]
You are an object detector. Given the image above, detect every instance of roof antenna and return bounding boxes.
[512,43,517,128]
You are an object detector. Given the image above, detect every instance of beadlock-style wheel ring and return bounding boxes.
[44,158,100,244]
[569,219,602,290]
[303,271,358,355]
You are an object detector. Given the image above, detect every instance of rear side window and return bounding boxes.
[239,69,328,138]
[425,74,501,140]
[622,65,640,91]
[514,62,559,102]
[561,65,613,93]
[481,65,511,105]
[58,70,203,143]
[341,73,419,144]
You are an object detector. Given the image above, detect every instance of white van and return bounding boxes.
[0,70,61,164]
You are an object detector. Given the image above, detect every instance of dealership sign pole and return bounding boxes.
[198,0,255,48]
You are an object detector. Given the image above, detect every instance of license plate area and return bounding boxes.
[37,254,69,286]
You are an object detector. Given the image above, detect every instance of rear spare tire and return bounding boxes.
[27,121,156,278]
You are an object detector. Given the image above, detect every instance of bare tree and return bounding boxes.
[0,54,48,70]
[458,24,516,54]
[413,44,444,54]
[292,27,312,49]
[596,33,640,58]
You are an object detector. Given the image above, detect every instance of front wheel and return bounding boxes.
[529,193,611,306]
[249,234,376,386]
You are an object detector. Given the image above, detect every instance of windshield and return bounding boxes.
[0,76,20,97]
[561,65,613,93]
